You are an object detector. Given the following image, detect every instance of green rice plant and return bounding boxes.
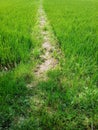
[42,0,98,129]
[0,0,39,69]
[0,0,40,129]
[0,0,98,129]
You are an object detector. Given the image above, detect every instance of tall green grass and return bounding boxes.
[0,0,39,129]
[0,0,38,69]
[0,0,98,129]
[42,0,98,129]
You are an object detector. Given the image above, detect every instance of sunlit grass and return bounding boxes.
[42,0,98,129]
[0,0,38,68]
[0,0,40,129]
[0,0,98,129]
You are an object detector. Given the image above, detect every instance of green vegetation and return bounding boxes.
[0,0,98,129]
[43,0,98,129]
[0,0,40,129]
[0,0,38,68]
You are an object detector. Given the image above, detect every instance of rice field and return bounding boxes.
[0,0,39,69]
[0,0,40,129]
[43,0,98,129]
[0,0,98,129]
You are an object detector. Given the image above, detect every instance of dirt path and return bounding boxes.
[15,3,61,127]
[33,5,59,81]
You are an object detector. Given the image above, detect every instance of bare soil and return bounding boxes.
[34,7,58,79]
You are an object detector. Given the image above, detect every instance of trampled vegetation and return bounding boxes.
[0,0,98,129]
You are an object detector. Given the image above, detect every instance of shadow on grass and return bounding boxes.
[0,66,33,130]
[1,68,98,130]
[14,68,98,130]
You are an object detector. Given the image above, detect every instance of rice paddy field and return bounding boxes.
[0,0,98,129]
[42,0,98,129]
[0,0,39,68]
[0,0,40,129]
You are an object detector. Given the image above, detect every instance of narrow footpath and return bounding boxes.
[34,5,58,81]
[16,2,62,128]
